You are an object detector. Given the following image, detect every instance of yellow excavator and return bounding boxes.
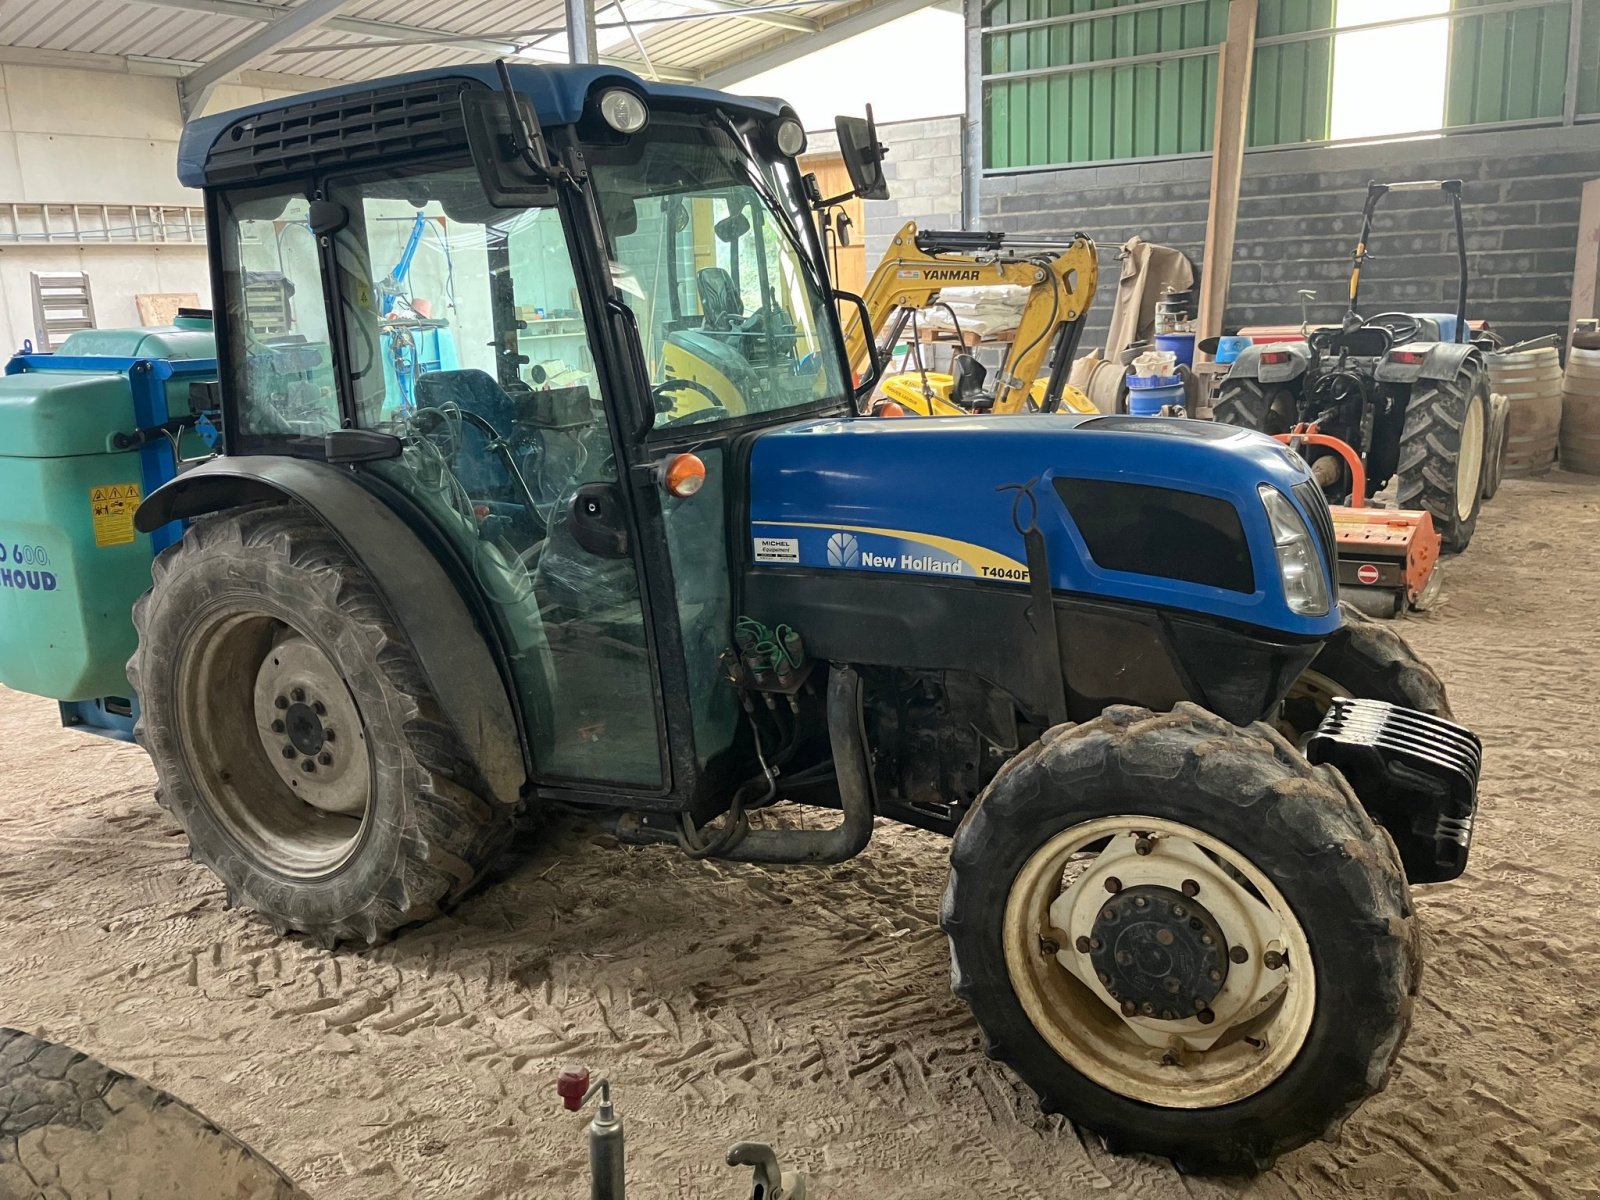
[843,221,1101,416]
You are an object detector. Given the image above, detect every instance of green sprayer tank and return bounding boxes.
[0,323,218,738]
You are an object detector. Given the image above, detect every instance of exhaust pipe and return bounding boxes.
[717,665,875,865]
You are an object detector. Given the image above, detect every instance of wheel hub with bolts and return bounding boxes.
[1046,828,1296,1057]
[252,635,367,818]
[1087,884,1231,1022]
[1003,814,1314,1110]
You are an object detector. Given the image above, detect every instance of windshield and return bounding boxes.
[586,111,850,431]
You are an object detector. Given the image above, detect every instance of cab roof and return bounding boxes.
[177,62,790,188]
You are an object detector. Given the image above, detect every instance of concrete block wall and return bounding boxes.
[979,123,1600,350]
[0,61,303,353]
[806,115,965,265]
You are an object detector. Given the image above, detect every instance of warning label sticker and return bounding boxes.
[90,482,141,547]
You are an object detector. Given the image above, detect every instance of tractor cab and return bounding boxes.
[166,65,877,808]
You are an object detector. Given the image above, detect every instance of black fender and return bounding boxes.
[134,456,526,807]
[1373,340,1481,386]
[1223,340,1312,386]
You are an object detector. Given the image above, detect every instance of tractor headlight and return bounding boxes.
[598,89,649,134]
[1258,485,1331,616]
[773,117,806,157]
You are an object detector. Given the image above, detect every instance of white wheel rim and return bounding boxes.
[178,613,372,879]
[1279,668,1344,740]
[1456,394,1485,522]
[1003,817,1316,1108]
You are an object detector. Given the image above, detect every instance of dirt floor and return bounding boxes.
[3,472,1600,1200]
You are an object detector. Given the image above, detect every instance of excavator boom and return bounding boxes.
[843,220,1098,414]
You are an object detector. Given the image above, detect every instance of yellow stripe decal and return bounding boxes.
[752,520,1030,577]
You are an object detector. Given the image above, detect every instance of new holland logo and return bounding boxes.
[826,532,860,568]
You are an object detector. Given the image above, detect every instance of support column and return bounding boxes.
[963,0,984,227]
[1197,0,1258,343]
[567,0,599,65]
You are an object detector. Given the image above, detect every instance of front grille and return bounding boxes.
[1292,478,1338,578]
[203,78,475,186]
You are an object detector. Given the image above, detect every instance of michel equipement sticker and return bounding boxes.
[90,483,142,548]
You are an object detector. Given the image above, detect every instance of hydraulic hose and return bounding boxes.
[714,665,876,865]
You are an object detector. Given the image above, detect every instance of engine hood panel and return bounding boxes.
[746,414,1340,638]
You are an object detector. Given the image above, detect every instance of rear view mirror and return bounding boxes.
[461,88,558,209]
[835,105,889,201]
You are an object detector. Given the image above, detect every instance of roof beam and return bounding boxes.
[121,0,702,84]
[665,0,818,34]
[700,0,937,87]
[178,0,352,119]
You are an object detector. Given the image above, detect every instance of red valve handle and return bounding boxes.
[557,1066,590,1112]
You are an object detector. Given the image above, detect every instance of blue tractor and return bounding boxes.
[0,66,1482,1174]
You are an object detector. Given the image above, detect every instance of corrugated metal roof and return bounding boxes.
[4,0,906,86]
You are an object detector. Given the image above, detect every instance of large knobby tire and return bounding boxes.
[128,507,515,947]
[1396,362,1489,553]
[1280,601,1453,739]
[1212,378,1298,434]
[941,703,1417,1175]
[0,1028,309,1199]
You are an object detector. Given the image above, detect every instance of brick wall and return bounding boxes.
[978,124,1600,350]
[807,115,965,265]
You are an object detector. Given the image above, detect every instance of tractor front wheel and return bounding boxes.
[128,507,515,946]
[941,703,1417,1174]
[1279,600,1452,740]
[1397,364,1489,552]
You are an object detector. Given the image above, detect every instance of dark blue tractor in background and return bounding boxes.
[1215,179,1506,554]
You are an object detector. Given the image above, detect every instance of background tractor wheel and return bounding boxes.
[1212,378,1298,434]
[1482,393,1509,501]
[941,704,1417,1175]
[128,507,516,947]
[1397,363,1489,553]
[0,1028,309,1199]
[1279,601,1452,739]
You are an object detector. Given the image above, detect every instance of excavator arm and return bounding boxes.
[843,220,1098,413]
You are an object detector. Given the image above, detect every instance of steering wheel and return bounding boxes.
[1363,312,1423,345]
[652,377,727,425]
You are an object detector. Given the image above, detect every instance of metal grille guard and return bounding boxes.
[1305,697,1482,884]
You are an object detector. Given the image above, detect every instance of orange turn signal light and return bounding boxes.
[659,451,707,498]
[874,401,907,417]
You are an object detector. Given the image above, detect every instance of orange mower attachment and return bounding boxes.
[1274,426,1441,618]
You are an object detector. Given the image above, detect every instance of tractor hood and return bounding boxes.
[746,414,1341,638]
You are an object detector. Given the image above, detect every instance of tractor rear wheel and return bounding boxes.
[942,704,1417,1174]
[1212,378,1298,434]
[1396,363,1489,553]
[1279,601,1453,740]
[128,507,515,946]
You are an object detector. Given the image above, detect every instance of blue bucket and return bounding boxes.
[1126,379,1185,415]
[1154,332,1196,366]
[1215,335,1250,364]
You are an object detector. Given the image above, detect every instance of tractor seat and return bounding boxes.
[413,369,522,499]
[697,267,744,333]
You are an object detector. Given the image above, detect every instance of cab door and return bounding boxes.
[278,162,670,790]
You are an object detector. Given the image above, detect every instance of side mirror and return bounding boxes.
[833,289,883,406]
[461,88,558,209]
[835,105,889,201]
